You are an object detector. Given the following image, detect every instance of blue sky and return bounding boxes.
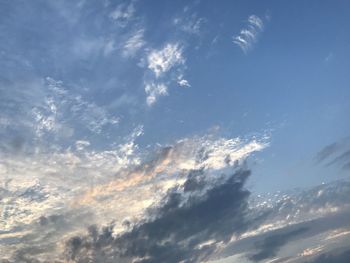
[1,1,350,262]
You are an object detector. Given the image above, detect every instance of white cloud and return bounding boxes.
[46,77,119,135]
[123,30,145,58]
[143,43,189,105]
[103,39,116,56]
[147,43,184,78]
[75,140,90,151]
[233,14,265,53]
[109,1,135,27]
[248,14,264,30]
[169,135,268,171]
[178,78,191,88]
[144,82,168,106]
[21,77,120,142]
[0,126,143,232]
[0,128,268,260]
[173,14,205,35]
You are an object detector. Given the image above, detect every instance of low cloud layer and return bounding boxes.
[249,227,309,261]
[65,169,254,263]
[0,130,267,262]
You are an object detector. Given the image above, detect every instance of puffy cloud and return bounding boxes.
[143,43,189,105]
[178,78,191,88]
[144,82,168,106]
[147,43,184,78]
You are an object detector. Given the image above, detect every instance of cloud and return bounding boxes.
[248,227,309,262]
[215,211,350,262]
[144,82,168,106]
[177,77,191,87]
[38,77,119,136]
[64,153,348,263]
[60,134,266,262]
[327,150,350,169]
[143,43,189,105]
[0,76,120,153]
[173,13,205,35]
[65,169,254,263]
[0,126,143,231]
[315,137,350,170]
[315,142,341,163]
[71,37,117,58]
[0,131,267,262]
[123,30,145,58]
[72,134,268,218]
[5,129,350,263]
[233,15,265,53]
[304,248,350,263]
[147,43,184,78]
[211,179,350,263]
[109,1,136,27]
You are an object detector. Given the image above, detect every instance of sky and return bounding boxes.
[0,0,350,262]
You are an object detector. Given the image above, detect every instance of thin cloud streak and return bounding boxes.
[233,15,265,54]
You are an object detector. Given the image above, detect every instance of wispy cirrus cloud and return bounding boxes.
[0,76,120,157]
[173,13,205,35]
[233,15,266,54]
[109,1,136,27]
[34,77,119,136]
[122,29,145,58]
[315,137,350,170]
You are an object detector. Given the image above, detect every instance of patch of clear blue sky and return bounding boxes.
[0,0,349,192]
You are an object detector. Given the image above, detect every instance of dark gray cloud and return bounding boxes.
[343,161,350,170]
[327,150,350,170]
[303,248,350,263]
[315,137,350,170]
[63,169,350,263]
[215,179,350,262]
[248,227,308,262]
[315,142,341,163]
[1,210,93,263]
[64,169,256,263]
